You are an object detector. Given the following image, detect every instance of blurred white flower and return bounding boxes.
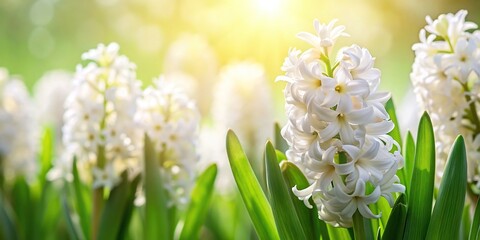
[207,62,274,187]
[164,34,218,115]
[411,10,480,187]
[0,68,38,182]
[33,70,72,151]
[135,75,200,207]
[279,20,404,227]
[213,62,274,157]
[49,43,142,189]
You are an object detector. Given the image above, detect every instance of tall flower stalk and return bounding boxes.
[411,10,480,194]
[59,43,142,239]
[277,19,405,228]
[136,76,200,208]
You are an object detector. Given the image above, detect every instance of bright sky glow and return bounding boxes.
[256,0,283,17]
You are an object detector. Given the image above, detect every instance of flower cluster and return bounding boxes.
[52,43,142,189]
[135,76,200,207]
[278,19,404,227]
[0,68,37,182]
[410,10,480,187]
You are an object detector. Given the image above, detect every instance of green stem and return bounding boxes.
[353,210,366,240]
[92,145,106,240]
[92,187,104,240]
[320,53,333,77]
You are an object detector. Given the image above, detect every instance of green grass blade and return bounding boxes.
[265,142,307,240]
[403,131,415,191]
[97,173,140,240]
[403,112,435,240]
[179,164,218,240]
[281,161,326,240]
[226,130,279,240]
[470,197,480,240]
[426,136,467,239]
[274,123,288,154]
[144,135,169,240]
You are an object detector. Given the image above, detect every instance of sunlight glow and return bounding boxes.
[256,0,283,17]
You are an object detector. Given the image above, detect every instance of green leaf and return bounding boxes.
[97,173,141,240]
[469,197,480,240]
[61,194,84,240]
[403,112,435,240]
[275,150,286,163]
[403,131,415,191]
[11,177,31,239]
[327,225,352,240]
[71,157,91,239]
[39,126,55,186]
[179,164,218,240]
[265,141,307,240]
[385,98,402,150]
[385,98,406,187]
[426,136,467,240]
[382,194,406,240]
[461,203,471,240]
[144,135,170,240]
[274,122,288,154]
[281,161,326,240]
[382,203,407,240]
[226,130,279,240]
[371,197,393,233]
[0,192,18,240]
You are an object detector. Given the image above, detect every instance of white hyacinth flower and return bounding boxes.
[411,10,480,188]
[0,68,38,182]
[211,62,274,186]
[34,70,72,153]
[52,43,142,188]
[279,19,404,227]
[135,76,200,207]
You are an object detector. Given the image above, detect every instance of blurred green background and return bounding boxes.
[0,0,479,121]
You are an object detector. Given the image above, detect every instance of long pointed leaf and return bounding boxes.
[274,123,288,154]
[382,203,407,240]
[71,157,91,238]
[403,112,435,240]
[226,130,279,240]
[327,225,352,240]
[426,136,467,239]
[403,131,415,192]
[0,192,17,240]
[179,164,218,240]
[61,195,83,240]
[470,197,480,240]
[97,173,141,240]
[265,142,307,240]
[281,161,326,240]
[386,98,406,187]
[144,135,170,239]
